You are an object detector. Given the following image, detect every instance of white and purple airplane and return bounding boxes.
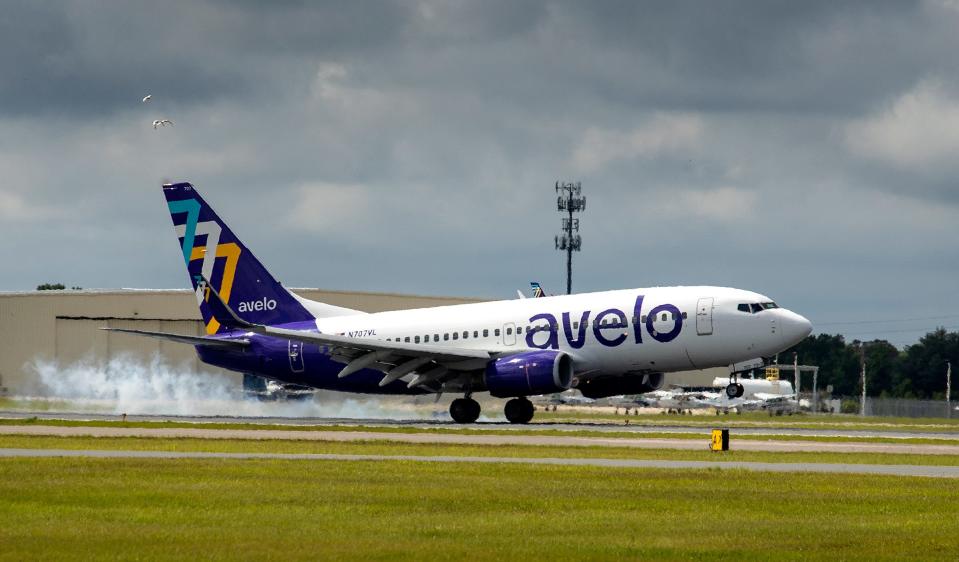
[108,182,812,424]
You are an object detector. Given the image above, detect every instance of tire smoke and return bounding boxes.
[25,354,439,419]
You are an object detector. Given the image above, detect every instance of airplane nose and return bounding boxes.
[780,310,813,347]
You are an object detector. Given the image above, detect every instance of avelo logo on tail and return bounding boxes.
[168,197,242,333]
[238,298,277,312]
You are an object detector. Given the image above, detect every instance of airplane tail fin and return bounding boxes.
[163,182,318,334]
[530,281,546,298]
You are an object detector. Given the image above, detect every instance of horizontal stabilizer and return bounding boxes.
[102,327,250,348]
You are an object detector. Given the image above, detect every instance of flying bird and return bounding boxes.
[152,119,173,129]
[142,94,152,103]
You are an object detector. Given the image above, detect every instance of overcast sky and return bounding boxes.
[2,1,958,347]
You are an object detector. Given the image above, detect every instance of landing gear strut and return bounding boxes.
[725,373,745,398]
[449,397,481,424]
[504,397,534,424]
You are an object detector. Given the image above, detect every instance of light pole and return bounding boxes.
[947,360,952,419]
[793,352,799,398]
[859,343,867,417]
[812,366,819,414]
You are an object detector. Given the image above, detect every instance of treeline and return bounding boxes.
[36,283,82,290]
[779,329,958,399]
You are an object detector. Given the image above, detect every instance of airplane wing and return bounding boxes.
[102,327,250,348]
[753,392,793,401]
[200,277,497,389]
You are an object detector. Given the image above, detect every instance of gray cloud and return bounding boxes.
[1,1,958,348]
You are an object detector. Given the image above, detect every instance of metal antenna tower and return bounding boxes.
[554,181,585,295]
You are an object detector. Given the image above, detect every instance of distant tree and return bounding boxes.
[861,340,901,397]
[35,283,82,290]
[900,328,959,399]
[781,330,959,399]
[782,334,862,396]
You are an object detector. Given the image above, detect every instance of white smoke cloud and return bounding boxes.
[25,354,448,419]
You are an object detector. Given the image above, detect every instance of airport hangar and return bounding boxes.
[0,289,723,396]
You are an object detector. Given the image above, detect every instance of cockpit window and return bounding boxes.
[739,301,780,313]
[740,302,780,313]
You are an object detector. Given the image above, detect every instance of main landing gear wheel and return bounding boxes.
[725,383,745,398]
[504,397,534,424]
[450,398,481,424]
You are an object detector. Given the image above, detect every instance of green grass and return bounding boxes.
[1,456,958,561]
[0,397,74,411]
[4,434,959,466]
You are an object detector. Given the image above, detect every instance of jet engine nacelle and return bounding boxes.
[485,350,573,398]
[577,372,665,399]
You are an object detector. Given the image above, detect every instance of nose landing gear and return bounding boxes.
[449,397,481,423]
[725,375,745,398]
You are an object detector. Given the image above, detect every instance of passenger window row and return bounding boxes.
[377,310,690,344]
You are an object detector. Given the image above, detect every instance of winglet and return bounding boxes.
[200,275,258,331]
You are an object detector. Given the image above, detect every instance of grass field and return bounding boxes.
[0,397,74,411]
[4,418,959,560]
[2,455,958,561]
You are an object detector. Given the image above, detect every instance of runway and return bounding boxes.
[5,424,959,455]
[3,447,958,478]
[3,410,959,440]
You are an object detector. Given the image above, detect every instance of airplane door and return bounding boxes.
[503,322,516,346]
[289,340,305,373]
[696,298,714,336]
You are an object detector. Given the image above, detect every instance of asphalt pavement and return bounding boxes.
[3,410,959,440]
[4,424,959,455]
